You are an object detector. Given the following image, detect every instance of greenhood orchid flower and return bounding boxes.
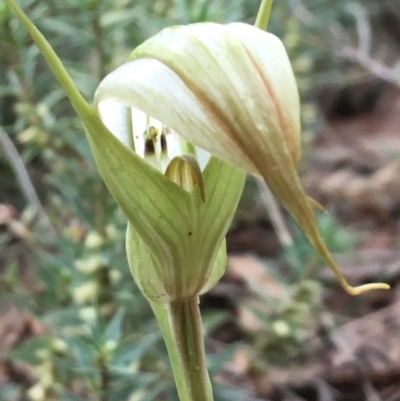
[5,0,385,300]
[94,21,389,296]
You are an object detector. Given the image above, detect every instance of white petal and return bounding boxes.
[165,130,183,161]
[194,147,211,171]
[97,100,131,147]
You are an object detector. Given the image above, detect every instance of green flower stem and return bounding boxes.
[255,0,274,30]
[170,298,212,401]
[150,298,213,401]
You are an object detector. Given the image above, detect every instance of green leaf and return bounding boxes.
[136,381,169,401]
[207,343,241,376]
[105,308,125,343]
[112,332,159,367]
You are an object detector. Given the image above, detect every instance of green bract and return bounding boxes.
[125,157,244,302]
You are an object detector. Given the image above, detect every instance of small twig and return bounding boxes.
[255,177,293,249]
[295,0,400,88]
[339,47,400,87]
[338,4,400,87]
[347,3,371,57]
[0,126,57,235]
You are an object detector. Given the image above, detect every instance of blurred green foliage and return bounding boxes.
[0,0,396,400]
